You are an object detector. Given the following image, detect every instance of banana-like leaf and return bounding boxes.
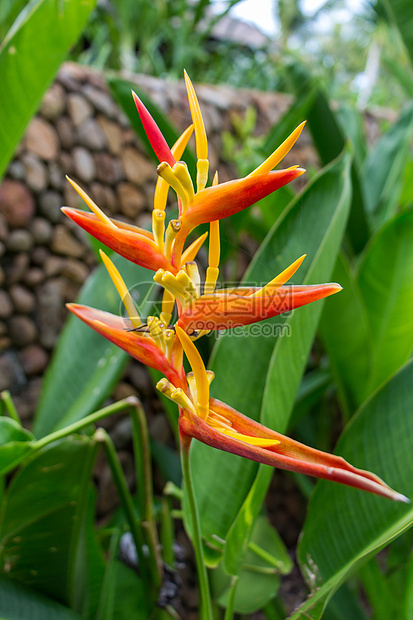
[184,149,351,566]
[361,103,413,226]
[0,417,34,476]
[0,438,99,610]
[33,255,154,437]
[319,253,372,416]
[357,210,413,396]
[0,576,84,620]
[382,0,413,65]
[0,0,96,181]
[294,358,413,619]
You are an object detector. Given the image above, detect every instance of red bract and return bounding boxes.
[67,303,185,388]
[62,208,176,274]
[179,399,407,502]
[178,283,342,332]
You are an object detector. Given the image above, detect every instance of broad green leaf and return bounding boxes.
[320,253,372,415]
[0,438,98,610]
[185,149,351,559]
[0,417,34,476]
[0,0,96,181]
[286,59,369,254]
[361,103,413,226]
[357,210,413,395]
[336,106,367,169]
[0,576,83,620]
[262,85,317,154]
[33,255,154,437]
[211,516,286,614]
[382,0,413,65]
[294,359,413,619]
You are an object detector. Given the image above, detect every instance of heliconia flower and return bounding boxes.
[67,303,186,389]
[162,326,408,503]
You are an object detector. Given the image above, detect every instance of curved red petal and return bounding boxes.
[179,402,405,502]
[68,304,185,387]
[182,169,304,228]
[132,91,175,166]
[178,284,342,332]
[62,208,175,273]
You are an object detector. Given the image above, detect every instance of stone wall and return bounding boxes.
[0,62,322,430]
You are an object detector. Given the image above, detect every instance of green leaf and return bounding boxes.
[382,0,413,65]
[294,359,413,619]
[319,253,372,415]
[185,149,352,561]
[211,516,285,614]
[361,103,413,226]
[0,417,34,476]
[286,59,369,254]
[0,0,96,181]
[0,438,98,610]
[0,576,83,620]
[336,106,367,170]
[262,86,317,154]
[357,210,413,395]
[33,255,154,437]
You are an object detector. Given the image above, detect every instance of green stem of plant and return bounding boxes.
[131,400,163,587]
[33,397,138,451]
[224,575,239,620]
[94,428,150,588]
[181,435,213,620]
[1,390,21,424]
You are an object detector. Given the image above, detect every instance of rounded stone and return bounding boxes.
[22,152,48,192]
[9,315,37,347]
[6,229,33,253]
[0,179,35,228]
[118,183,146,218]
[77,118,107,151]
[40,83,66,120]
[72,147,96,183]
[51,225,85,258]
[0,291,13,319]
[25,117,59,161]
[9,285,35,314]
[39,191,63,223]
[68,93,93,127]
[32,217,53,245]
[0,352,25,391]
[19,344,49,375]
[56,117,75,150]
[0,212,8,242]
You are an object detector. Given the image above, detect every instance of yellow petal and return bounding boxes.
[248,121,306,177]
[175,325,209,420]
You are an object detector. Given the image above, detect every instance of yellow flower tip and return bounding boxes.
[66,176,115,228]
[212,171,219,186]
[175,325,209,420]
[100,250,141,328]
[184,71,208,162]
[181,231,208,264]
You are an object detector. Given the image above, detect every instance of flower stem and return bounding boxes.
[224,575,239,620]
[94,428,151,590]
[180,434,213,620]
[131,400,163,587]
[0,390,21,424]
[33,397,139,451]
